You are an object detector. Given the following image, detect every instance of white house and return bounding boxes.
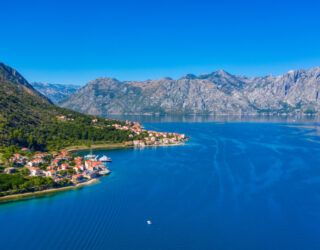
[30,167,42,176]
[44,170,57,178]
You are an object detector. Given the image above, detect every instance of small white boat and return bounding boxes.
[84,148,97,161]
[147,220,152,225]
[84,154,97,160]
[99,155,112,162]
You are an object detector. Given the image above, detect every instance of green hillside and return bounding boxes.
[0,62,131,152]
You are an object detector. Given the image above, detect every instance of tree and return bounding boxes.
[21,168,29,176]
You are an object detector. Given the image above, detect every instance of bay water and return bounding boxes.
[1,119,320,249]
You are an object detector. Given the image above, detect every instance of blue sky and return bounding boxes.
[1,0,320,85]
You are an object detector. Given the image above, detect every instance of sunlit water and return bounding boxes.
[1,119,320,249]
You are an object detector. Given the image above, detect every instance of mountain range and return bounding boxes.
[31,82,80,103]
[57,67,320,116]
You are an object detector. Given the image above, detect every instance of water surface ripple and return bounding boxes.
[1,122,320,250]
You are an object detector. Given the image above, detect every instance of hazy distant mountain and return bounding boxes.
[58,67,320,116]
[31,82,80,103]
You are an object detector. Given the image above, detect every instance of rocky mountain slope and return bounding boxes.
[0,63,52,103]
[58,67,320,116]
[31,82,80,103]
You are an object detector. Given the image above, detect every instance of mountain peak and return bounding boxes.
[0,62,52,103]
[88,77,120,85]
[180,73,197,80]
[162,77,173,80]
[0,62,30,87]
[197,69,232,80]
[214,69,232,77]
[216,69,227,74]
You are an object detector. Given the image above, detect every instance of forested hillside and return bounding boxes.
[0,62,131,152]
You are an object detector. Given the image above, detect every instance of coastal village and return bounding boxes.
[56,115,187,147]
[113,120,186,147]
[7,149,111,184]
[0,119,187,198]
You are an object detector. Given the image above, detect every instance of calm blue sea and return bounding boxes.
[1,119,320,250]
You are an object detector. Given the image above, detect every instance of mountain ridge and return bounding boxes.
[59,66,320,116]
[0,63,52,103]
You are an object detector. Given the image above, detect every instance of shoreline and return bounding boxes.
[64,143,127,154]
[0,178,99,203]
[0,142,186,203]
[64,141,186,154]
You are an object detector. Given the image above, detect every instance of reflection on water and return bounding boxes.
[107,114,320,124]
